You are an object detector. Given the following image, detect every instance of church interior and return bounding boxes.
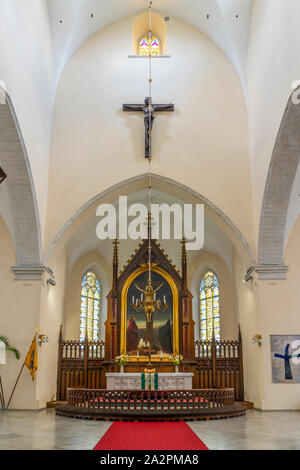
[1,0,300,452]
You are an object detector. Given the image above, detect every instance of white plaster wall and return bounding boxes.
[232,213,300,410]
[0,184,15,251]
[0,0,53,239]
[255,214,300,410]
[232,248,263,407]
[247,0,300,239]
[0,216,42,409]
[36,250,67,408]
[46,14,254,258]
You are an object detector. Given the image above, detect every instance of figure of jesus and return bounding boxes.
[123,97,174,158]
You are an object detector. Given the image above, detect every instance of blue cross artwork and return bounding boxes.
[271,336,300,383]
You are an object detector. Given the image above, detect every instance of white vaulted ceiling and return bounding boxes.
[47,0,252,90]
[65,188,234,275]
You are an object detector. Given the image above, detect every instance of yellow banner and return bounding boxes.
[24,334,38,381]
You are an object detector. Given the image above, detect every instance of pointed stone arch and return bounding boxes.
[44,174,256,267]
[0,87,42,279]
[257,88,300,279]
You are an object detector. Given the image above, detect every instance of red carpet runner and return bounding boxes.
[94,422,209,450]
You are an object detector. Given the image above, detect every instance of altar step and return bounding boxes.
[47,400,67,408]
[235,401,254,409]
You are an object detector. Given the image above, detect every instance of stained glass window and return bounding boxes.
[80,271,100,342]
[138,34,161,56]
[200,271,220,341]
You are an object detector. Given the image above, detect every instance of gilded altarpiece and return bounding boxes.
[105,239,195,369]
[121,266,179,361]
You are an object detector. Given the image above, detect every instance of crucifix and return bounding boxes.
[123,97,174,158]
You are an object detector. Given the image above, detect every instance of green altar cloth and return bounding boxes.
[141,372,159,390]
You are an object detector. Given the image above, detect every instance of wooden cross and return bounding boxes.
[123,97,174,158]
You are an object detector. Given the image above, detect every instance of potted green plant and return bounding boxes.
[0,336,20,409]
[0,336,20,360]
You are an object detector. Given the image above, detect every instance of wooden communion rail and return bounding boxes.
[56,388,246,421]
[57,334,244,401]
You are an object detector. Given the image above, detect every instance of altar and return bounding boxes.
[56,237,245,421]
[106,372,194,390]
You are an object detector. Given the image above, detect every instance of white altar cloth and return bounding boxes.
[106,372,193,390]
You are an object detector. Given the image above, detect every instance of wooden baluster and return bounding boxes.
[83,326,89,388]
[155,392,159,410]
[238,325,244,401]
[160,392,164,410]
[212,335,216,389]
[147,391,150,411]
[172,392,176,410]
[56,326,63,400]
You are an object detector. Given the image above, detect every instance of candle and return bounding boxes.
[137,351,139,359]
[163,295,166,304]
[132,296,134,304]
[154,293,156,300]
[136,298,138,306]
[141,294,144,301]
[160,350,163,359]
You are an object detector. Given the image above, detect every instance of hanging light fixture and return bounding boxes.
[130,2,168,363]
[0,167,7,185]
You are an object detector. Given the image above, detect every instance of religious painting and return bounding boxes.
[270,335,300,383]
[121,266,179,361]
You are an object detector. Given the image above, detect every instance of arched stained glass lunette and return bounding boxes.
[200,271,220,341]
[80,271,100,342]
[138,34,161,56]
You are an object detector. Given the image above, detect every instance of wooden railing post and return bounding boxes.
[56,325,63,400]
[212,328,217,388]
[238,325,244,401]
[84,327,89,388]
[212,343,216,388]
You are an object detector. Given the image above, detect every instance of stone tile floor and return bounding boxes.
[0,409,110,450]
[0,409,299,450]
[189,410,300,450]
